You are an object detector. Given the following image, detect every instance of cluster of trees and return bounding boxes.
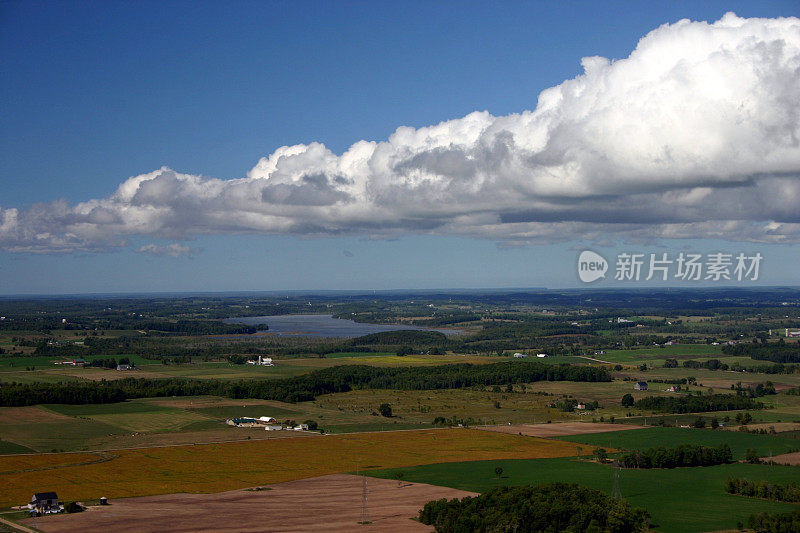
[731,381,776,397]
[550,398,599,412]
[432,416,479,427]
[682,359,729,370]
[727,479,800,503]
[633,394,763,413]
[418,483,650,533]
[88,357,131,369]
[0,360,610,407]
[729,362,800,375]
[747,509,800,532]
[617,443,732,469]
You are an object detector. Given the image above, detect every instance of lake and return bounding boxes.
[225,314,463,338]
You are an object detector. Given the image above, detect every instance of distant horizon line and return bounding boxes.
[1,285,799,300]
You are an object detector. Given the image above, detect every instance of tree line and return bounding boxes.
[633,394,764,413]
[726,478,800,503]
[0,360,610,406]
[617,443,732,469]
[418,483,650,533]
[723,341,800,364]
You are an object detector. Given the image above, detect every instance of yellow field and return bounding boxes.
[0,428,582,507]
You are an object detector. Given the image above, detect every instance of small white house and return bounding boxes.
[513,353,528,358]
[536,353,548,358]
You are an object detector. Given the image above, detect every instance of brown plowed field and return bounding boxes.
[766,451,800,466]
[474,422,644,438]
[24,474,477,532]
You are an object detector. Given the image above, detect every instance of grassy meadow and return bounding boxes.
[367,457,800,533]
[552,426,800,459]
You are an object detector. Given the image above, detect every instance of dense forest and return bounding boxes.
[0,361,610,406]
[633,394,764,413]
[418,483,650,533]
[617,443,732,469]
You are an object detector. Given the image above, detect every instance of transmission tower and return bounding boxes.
[612,459,621,499]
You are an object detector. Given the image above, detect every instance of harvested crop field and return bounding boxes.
[475,422,644,438]
[24,474,475,532]
[0,428,581,507]
[767,451,800,466]
[0,406,71,424]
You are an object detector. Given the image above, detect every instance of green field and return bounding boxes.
[0,440,35,454]
[44,401,173,416]
[367,457,800,532]
[553,427,800,459]
[192,404,300,420]
[0,416,122,453]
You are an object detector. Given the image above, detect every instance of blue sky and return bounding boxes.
[1,1,798,294]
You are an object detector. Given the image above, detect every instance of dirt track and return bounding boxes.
[23,474,477,532]
[475,422,644,438]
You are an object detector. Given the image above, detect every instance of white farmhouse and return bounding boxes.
[246,356,274,366]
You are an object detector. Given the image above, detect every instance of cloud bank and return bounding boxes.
[2,12,799,253]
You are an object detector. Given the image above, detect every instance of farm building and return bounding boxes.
[666,385,681,392]
[247,356,274,366]
[116,364,131,371]
[55,359,87,367]
[227,416,276,427]
[536,353,548,358]
[29,492,62,514]
[634,382,648,391]
[513,353,528,358]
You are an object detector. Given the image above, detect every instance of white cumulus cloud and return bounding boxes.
[2,12,799,253]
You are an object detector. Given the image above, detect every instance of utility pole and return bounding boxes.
[360,472,369,524]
